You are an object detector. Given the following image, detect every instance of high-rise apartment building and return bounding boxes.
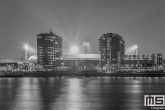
[37,30,63,69]
[98,33,125,71]
[152,53,163,70]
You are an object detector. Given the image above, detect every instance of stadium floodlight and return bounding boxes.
[83,42,89,54]
[134,45,138,55]
[25,45,28,50]
[70,46,79,54]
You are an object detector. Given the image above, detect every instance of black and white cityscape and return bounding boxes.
[0,30,164,73]
[0,0,165,110]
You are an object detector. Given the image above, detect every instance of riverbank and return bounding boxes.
[17,71,165,77]
[1,71,165,77]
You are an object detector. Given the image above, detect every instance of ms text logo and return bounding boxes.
[144,95,165,106]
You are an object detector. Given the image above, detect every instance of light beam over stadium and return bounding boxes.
[126,44,139,55]
[70,46,79,54]
[25,45,28,50]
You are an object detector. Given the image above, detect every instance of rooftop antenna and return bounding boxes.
[50,29,52,34]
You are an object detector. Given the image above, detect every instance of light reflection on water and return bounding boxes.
[0,77,165,110]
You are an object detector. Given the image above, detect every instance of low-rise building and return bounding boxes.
[123,53,163,71]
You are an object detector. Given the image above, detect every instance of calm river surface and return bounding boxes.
[0,77,165,110]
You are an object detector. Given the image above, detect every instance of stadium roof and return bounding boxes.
[28,54,100,61]
[28,55,37,61]
[63,54,100,59]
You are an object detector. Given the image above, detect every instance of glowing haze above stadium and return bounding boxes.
[0,0,164,59]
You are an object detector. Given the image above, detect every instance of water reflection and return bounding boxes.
[9,78,43,110]
[0,77,165,110]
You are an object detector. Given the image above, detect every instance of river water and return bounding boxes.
[0,77,165,110]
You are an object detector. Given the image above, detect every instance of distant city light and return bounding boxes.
[70,46,79,54]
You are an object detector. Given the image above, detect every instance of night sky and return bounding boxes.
[0,0,164,59]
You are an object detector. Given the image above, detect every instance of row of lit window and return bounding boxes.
[109,64,117,66]
[101,48,106,50]
[38,53,61,56]
[124,58,152,60]
[55,42,59,44]
[39,62,44,64]
[44,39,53,41]
[102,59,106,61]
[47,60,53,61]
[48,47,53,48]
[38,57,54,59]
[54,45,60,48]
[46,36,55,39]
[101,37,106,40]
[112,59,117,61]
[125,55,153,57]
[39,52,56,54]
[39,60,54,62]
[124,64,141,66]
[39,55,45,56]
[48,62,53,64]
[39,56,43,59]
[38,46,61,49]
[39,62,53,65]
[38,36,42,38]
[101,58,118,60]
[125,55,139,57]
[47,52,54,54]
[48,57,53,59]
[125,56,152,58]
[48,55,54,56]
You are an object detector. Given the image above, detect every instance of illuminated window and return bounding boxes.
[102,59,106,61]
[37,36,42,38]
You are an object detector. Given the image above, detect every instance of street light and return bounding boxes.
[25,45,28,61]
[83,42,89,54]
[135,45,138,55]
